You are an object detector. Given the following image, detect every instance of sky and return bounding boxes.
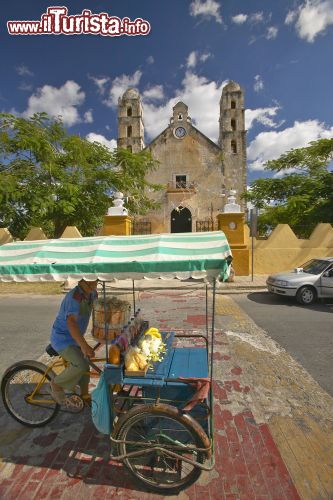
[1,0,333,186]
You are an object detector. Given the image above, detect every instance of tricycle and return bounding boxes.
[0,231,232,494]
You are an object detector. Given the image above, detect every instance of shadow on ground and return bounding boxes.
[245,291,333,312]
[0,400,163,495]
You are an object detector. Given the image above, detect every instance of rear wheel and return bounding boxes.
[1,361,59,427]
[296,286,316,305]
[114,404,210,494]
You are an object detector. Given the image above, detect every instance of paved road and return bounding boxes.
[0,295,62,371]
[233,292,333,397]
[1,292,332,399]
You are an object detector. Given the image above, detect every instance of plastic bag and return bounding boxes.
[91,371,112,434]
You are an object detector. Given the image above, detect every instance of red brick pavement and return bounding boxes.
[0,290,300,499]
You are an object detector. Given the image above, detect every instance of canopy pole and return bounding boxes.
[209,278,216,456]
[205,284,208,338]
[103,282,109,363]
[210,279,216,385]
[132,279,136,313]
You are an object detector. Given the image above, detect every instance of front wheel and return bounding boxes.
[296,286,316,305]
[114,403,210,494]
[1,361,59,427]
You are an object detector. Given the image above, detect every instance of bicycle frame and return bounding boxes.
[25,354,106,407]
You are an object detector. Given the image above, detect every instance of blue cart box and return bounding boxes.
[104,363,124,384]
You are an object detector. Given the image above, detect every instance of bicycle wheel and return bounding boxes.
[1,360,60,427]
[114,403,210,494]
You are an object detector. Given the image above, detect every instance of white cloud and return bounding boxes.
[285,0,333,42]
[146,56,154,65]
[248,119,333,171]
[89,75,109,95]
[254,75,264,93]
[246,106,282,130]
[187,51,198,68]
[186,51,198,68]
[143,85,164,101]
[190,0,223,24]
[266,26,278,39]
[200,52,211,62]
[186,51,211,68]
[142,72,228,143]
[22,81,86,126]
[104,70,142,108]
[16,64,34,77]
[250,11,265,23]
[18,82,33,92]
[83,110,93,123]
[86,133,117,151]
[232,13,248,24]
[285,10,297,25]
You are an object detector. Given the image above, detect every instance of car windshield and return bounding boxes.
[301,259,331,275]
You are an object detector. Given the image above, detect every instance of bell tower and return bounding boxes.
[219,81,246,209]
[117,88,144,152]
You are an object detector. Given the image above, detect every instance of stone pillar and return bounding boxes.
[101,192,132,236]
[60,226,82,238]
[102,215,132,236]
[25,227,47,240]
[0,228,14,245]
[217,190,249,276]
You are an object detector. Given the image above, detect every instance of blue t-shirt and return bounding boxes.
[51,285,97,352]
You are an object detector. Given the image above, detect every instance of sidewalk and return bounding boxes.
[0,288,332,499]
[218,274,268,293]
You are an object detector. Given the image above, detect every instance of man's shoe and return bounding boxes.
[64,394,84,412]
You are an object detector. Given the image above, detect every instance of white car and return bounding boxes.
[266,258,333,305]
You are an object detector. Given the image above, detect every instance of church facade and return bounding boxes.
[117,81,246,234]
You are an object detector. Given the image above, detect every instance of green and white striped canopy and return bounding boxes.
[0,231,232,283]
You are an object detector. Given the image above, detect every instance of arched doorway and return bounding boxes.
[171,207,192,233]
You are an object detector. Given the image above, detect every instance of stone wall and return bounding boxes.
[145,126,223,233]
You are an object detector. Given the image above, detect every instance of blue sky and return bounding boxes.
[1,0,333,185]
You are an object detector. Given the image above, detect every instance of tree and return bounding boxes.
[244,138,333,237]
[0,113,161,238]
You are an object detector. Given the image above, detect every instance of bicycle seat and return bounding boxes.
[46,344,59,357]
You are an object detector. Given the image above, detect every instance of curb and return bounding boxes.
[217,287,267,294]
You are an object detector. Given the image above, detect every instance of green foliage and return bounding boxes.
[0,113,161,238]
[244,138,333,238]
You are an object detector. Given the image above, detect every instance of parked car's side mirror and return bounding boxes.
[323,269,333,278]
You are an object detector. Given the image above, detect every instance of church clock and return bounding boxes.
[174,126,186,138]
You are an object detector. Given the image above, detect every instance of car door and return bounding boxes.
[320,265,333,298]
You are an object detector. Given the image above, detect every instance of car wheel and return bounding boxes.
[296,286,316,305]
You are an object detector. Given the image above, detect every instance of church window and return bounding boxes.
[231,140,237,154]
[178,113,183,120]
[231,119,236,131]
[127,125,132,137]
[127,107,132,117]
[127,145,132,152]
[175,175,187,188]
[231,100,236,109]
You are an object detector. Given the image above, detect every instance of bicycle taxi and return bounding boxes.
[0,231,232,493]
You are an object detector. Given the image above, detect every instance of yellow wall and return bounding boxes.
[251,223,333,274]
